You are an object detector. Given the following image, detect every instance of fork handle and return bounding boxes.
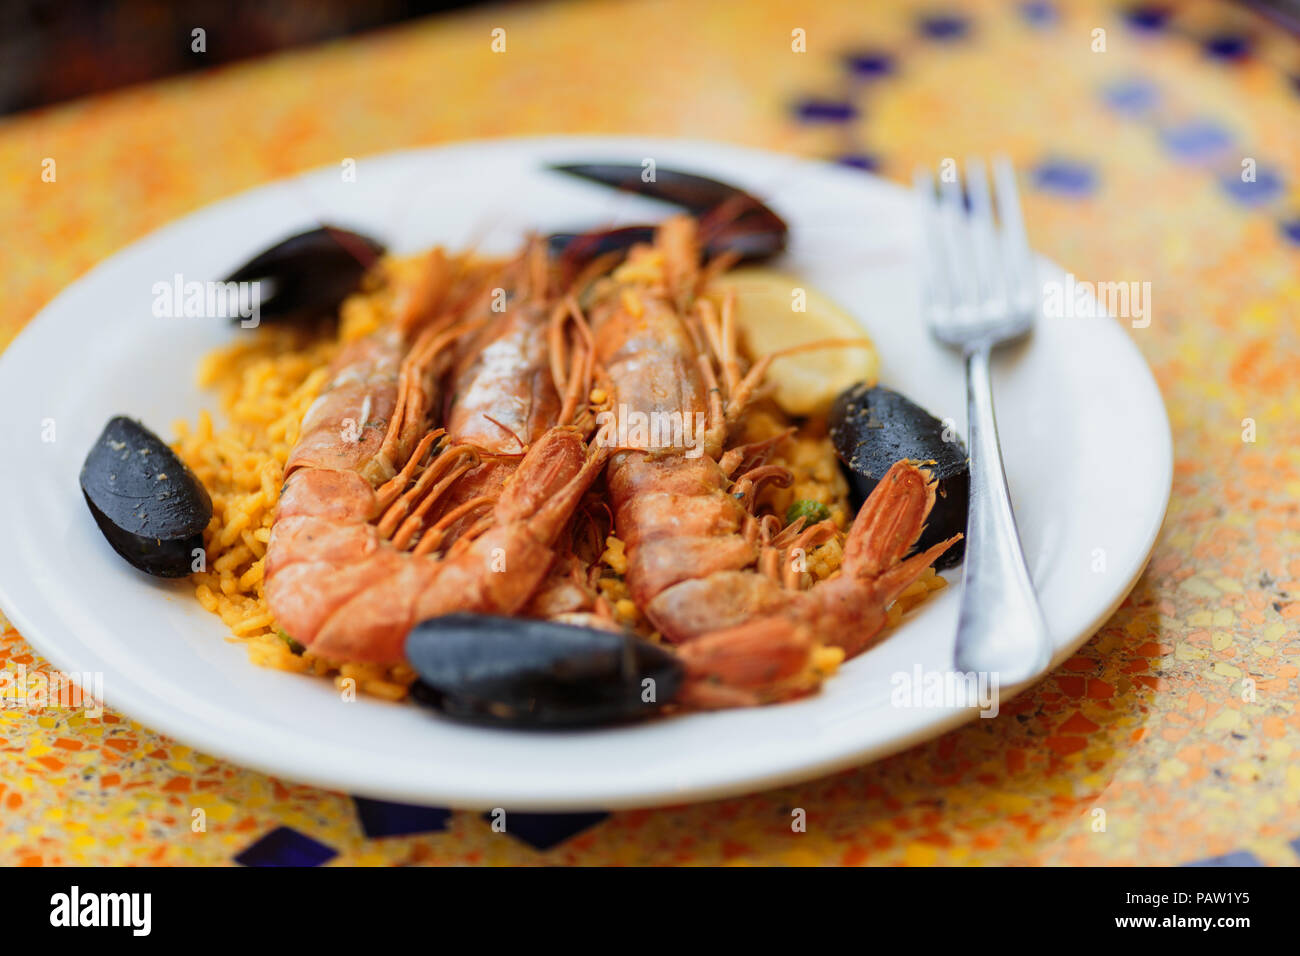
[954,346,1052,684]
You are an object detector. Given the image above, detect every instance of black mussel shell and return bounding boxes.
[549,163,766,218]
[546,163,787,266]
[406,614,684,728]
[80,416,212,578]
[546,225,657,260]
[224,226,385,324]
[829,384,968,569]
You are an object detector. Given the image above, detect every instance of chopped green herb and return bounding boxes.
[786,499,831,526]
[278,628,305,655]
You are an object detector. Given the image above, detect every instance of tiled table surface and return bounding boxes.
[1,0,1298,865]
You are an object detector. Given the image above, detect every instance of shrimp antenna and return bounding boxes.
[481,414,527,453]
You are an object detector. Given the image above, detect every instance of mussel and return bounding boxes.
[80,416,213,578]
[223,225,385,325]
[829,384,969,569]
[547,163,788,270]
[545,224,658,262]
[406,614,684,728]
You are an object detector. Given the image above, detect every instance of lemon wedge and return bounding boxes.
[709,267,879,416]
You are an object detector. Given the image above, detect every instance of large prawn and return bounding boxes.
[587,217,960,708]
[264,249,608,664]
[433,240,613,625]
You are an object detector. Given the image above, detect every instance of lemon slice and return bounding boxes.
[709,267,879,416]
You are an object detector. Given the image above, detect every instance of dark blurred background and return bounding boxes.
[0,0,491,115]
[3,0,1298,117]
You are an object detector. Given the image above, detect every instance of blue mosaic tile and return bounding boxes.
[1019,2,1057,26]
[1279,217,1300,245]
[1102,78,1160,115]
[353,796,452,838]
[235,826,338,867]
[1289,834,1300,858]
[483,810,609,851]
[1183,849,1263,867]
[844,51,895,78]
[1123,5,1171,31]
[837,153,881,172]
[1202,32,1252,62]
[1159,119,1233,161]
[1219,166,1284,206]
[918,13,970,41]
[793,98,858,123]
[1032,159,1097,197]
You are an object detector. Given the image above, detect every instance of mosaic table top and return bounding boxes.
[1,0,1298,865]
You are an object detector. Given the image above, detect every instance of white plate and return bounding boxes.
[0,138,1170,810]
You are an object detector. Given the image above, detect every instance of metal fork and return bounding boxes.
[914,157,1052,686]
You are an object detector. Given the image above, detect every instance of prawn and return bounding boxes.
[264,252,608,664]
[586,217,960,706]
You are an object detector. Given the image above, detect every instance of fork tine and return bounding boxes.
[937,166,978,321]
[963,157,1004,316]
[992,156,1035,315]
[913,167,949,323]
